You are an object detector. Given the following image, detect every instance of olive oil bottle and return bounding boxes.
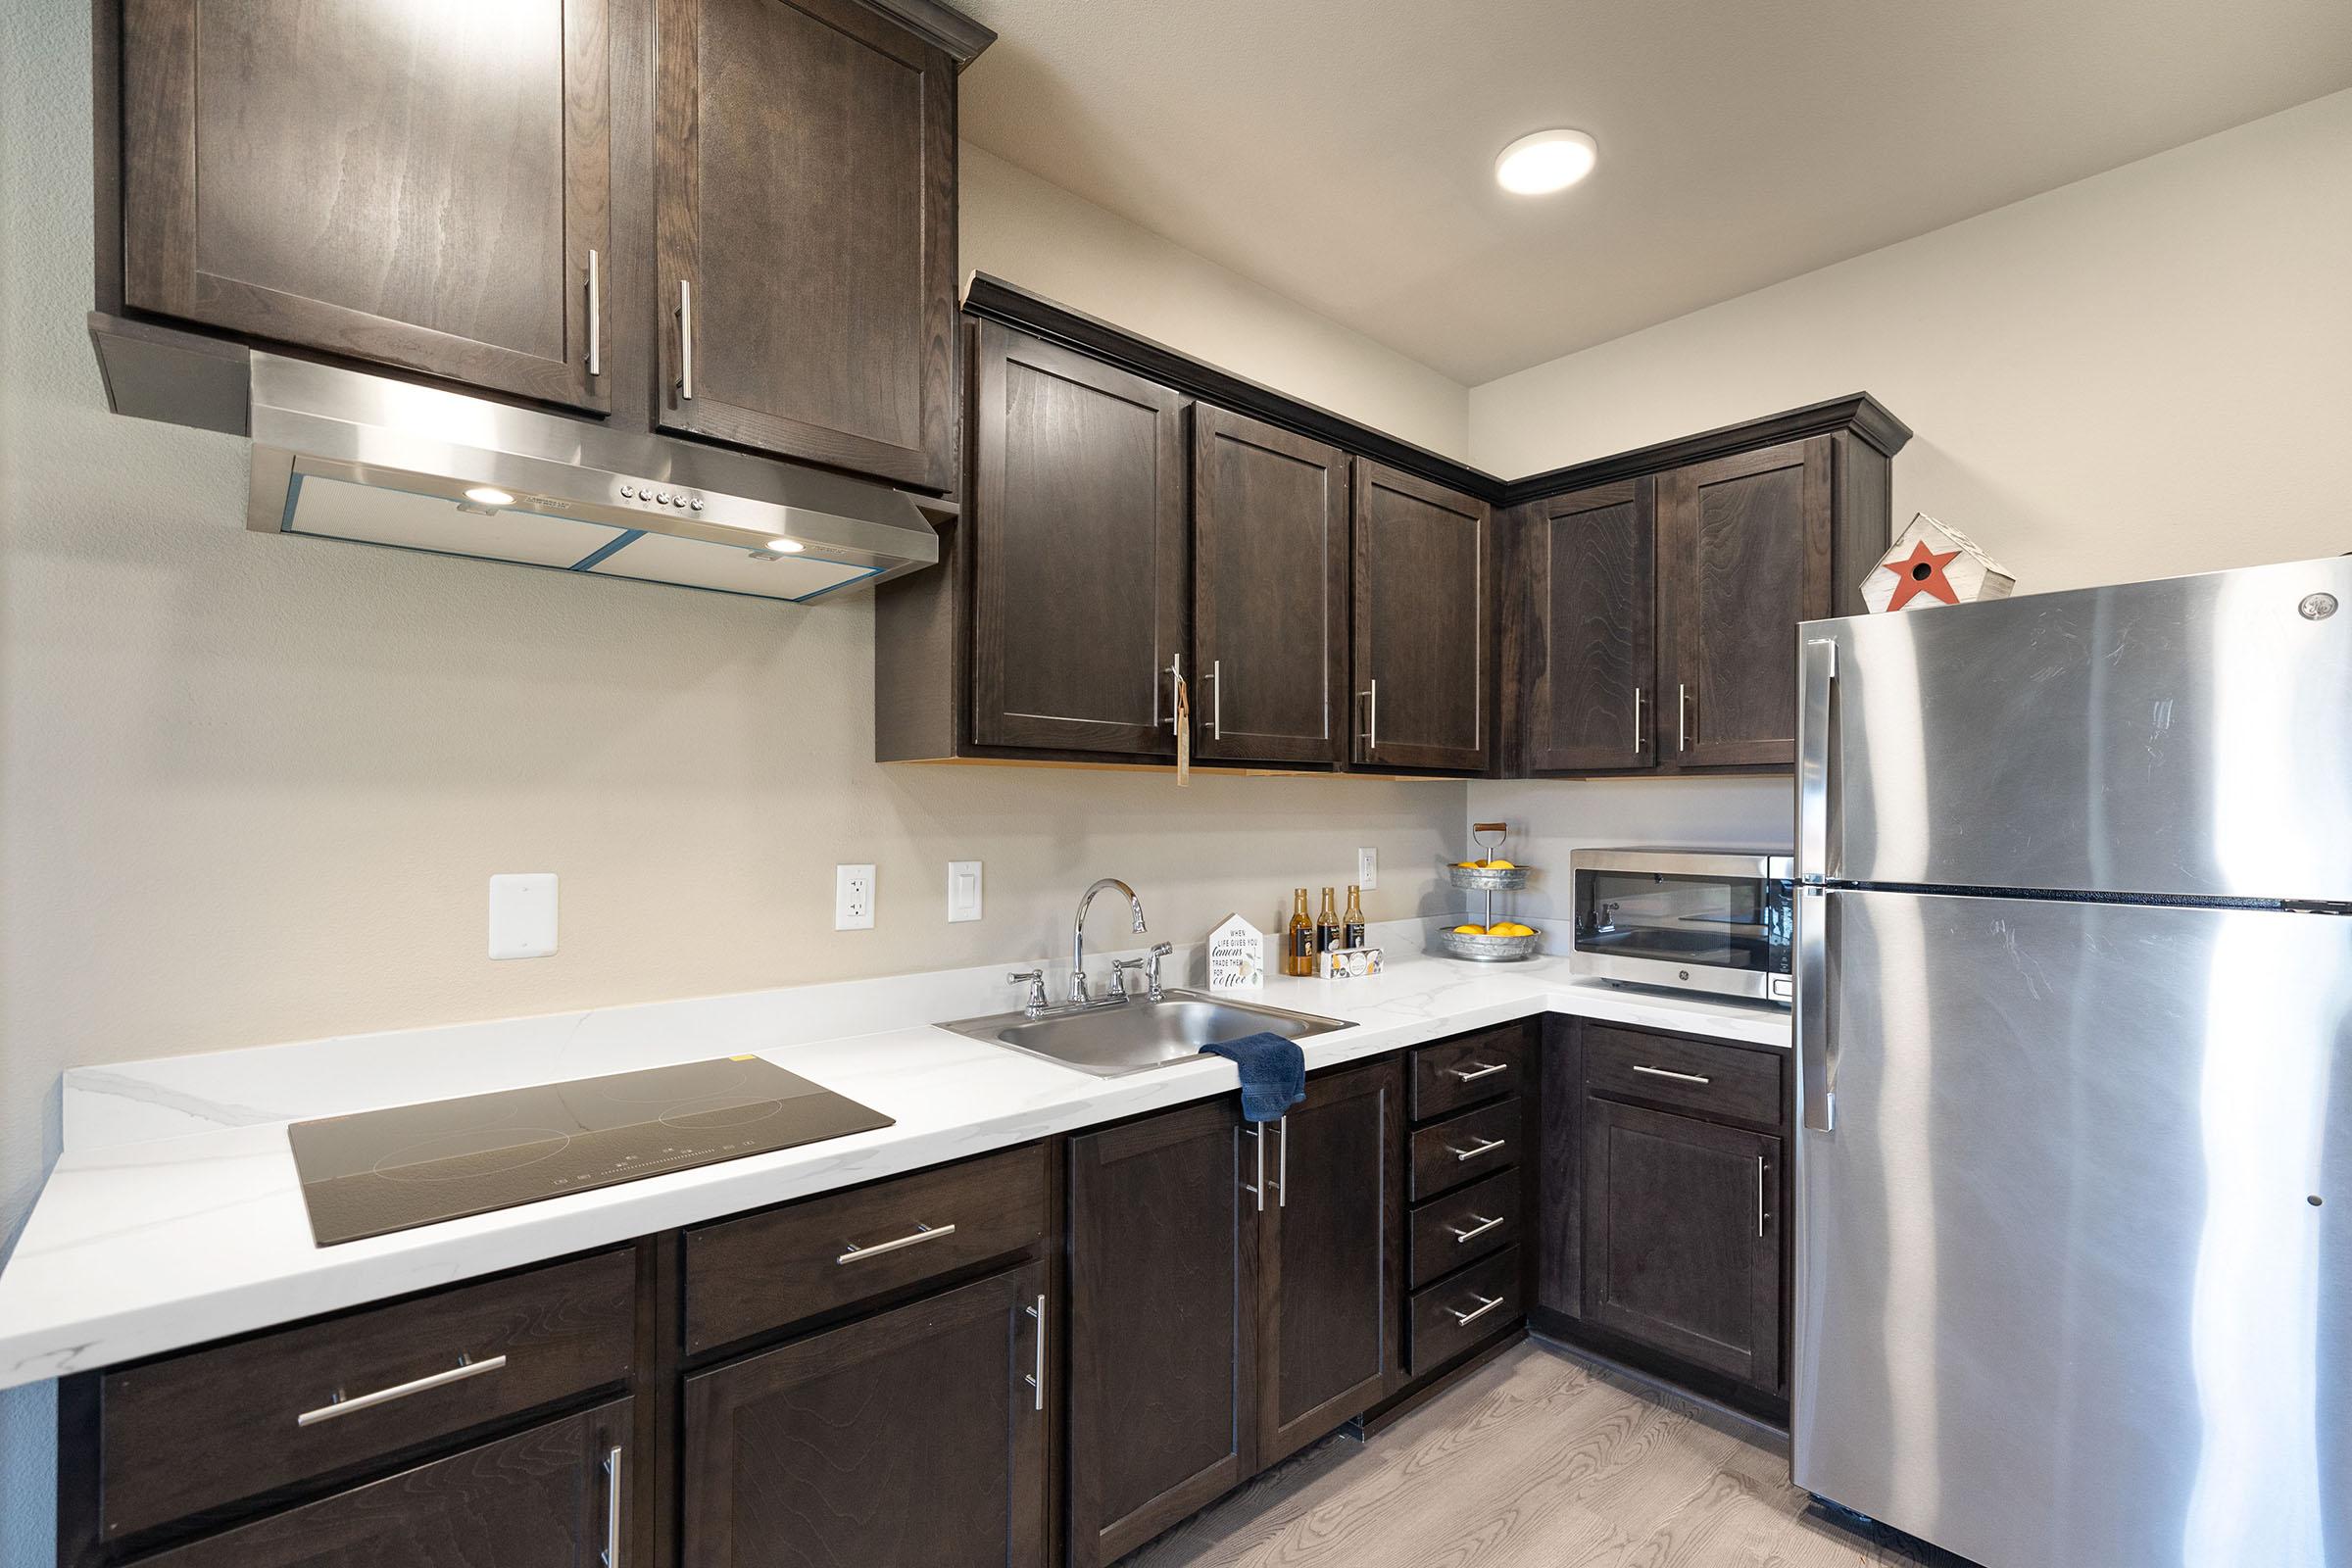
[1343,885,1367,950]
[1316,887,1341,955]
[1287,889,1316,977]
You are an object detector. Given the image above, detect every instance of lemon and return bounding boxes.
[1486,858,1516,869]
[1451,923,1489,936]
[1494,921,1535,937]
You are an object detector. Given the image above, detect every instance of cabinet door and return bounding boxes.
[1519,480,1657,773]
[683,1263,1047,1568]
[656,0,956,489]
[1067,1100,1253,1568]
[968,323,1188,758]
[142,1399,631,1568]
[122,0,611,413]
[1581,1098,1780,1390]
[1256,1056,1401,1466]
[1654,438,1833,768]
[1351,463,1491,771]
[1191,406,1349,767]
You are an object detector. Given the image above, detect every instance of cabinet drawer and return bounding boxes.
[1584,1024,1783,1128]
[685,1142,1049,1352]
[1408,1246,1521,1376]
[1410,1026,1526,1121]
[1408,1168,1520,1288]
[99,1249,635,1542]
[1408,1098,1519,1201]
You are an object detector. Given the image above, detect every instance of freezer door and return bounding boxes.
[1791,887,2352,1568]
[1796,554,2352,903]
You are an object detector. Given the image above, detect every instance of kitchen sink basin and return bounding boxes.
[940,989,1351,1078]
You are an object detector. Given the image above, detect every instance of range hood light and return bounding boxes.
[764,537,806,554]
[464,485,516,508]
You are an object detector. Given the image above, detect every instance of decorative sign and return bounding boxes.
[1207,913,1264,991]
[1319,947,1383,980]
[1864,514,2016,613]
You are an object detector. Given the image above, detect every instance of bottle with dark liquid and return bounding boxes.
[1316,887,1340,955]
[1287,889,1316,977]
[1343,885,1367,950]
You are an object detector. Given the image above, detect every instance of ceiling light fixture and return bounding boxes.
[463,485,516,508]
[764,537,806,554]
[1494,128,1598,195]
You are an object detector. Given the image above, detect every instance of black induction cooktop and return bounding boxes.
[288,1057,894,1247]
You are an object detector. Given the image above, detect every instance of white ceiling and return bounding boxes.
[956,0,2352,385]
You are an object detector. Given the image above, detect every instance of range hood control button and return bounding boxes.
[690,497,704,510]
[619,484,636,499]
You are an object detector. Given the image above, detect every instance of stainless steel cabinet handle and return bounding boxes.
[1166,654,1182,731]
[1277,1113,1288,1209]
[295,1353,507,1427]
[1358,679,1378,753]
[586,249,602,377]
[1631,1064,1711,1086]
[1798,885,1835,1132]
[1449,1294,1503,1326]
[837,1222,956,1264]
[1449,1061,1508,1083]
[1632,685,1645,753]
[1210,660,1224,740]
[1677,682,1690,751]
[676,279,694,400]
[601,1444,623,1567]
[1447,1136,1506,1162]
[1756,1156,1768,1239]
[1024,1295,1046,1411]
[1449,1213,1505,1244]
[1245,1122,1266,1211]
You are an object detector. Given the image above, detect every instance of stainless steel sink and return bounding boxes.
[941,990,1351,1078]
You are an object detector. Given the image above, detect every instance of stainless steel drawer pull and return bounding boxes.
[1757,1155,1768,1239]
[837,1222,956,1264]
[1449,1294,1504,1326]
[1449,1213,1505,1244]
[586,249,602,377]
[1677,682,1691,751]
[676,278,694,400]
[1632,685,1645,752]
[1631,1064,1711,1086]
[1447,1136,1507,1162]
[1210,659,1224,741]
[1448,1061,1509,1083]
[1024,1295,1046,1411]
[295,1352,508,1427]
[601,1444,623,1567]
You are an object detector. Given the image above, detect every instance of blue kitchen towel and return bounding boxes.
[1199,1032,1305,1123]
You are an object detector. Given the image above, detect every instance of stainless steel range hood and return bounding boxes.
[89,317,941,604]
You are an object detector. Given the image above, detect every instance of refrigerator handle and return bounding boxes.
[1797,884,1834,1132]
[1797,636,1838,882]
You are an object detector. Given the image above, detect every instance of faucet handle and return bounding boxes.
[1007,969,1050,1016]
[1107,956,1149,1002]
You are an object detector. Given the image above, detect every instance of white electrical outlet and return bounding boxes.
[835,864,876,930]
[1356,847,1379,891]
[488,873,559,959]
[947,860,983,922]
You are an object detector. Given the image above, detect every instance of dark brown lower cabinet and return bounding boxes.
[683,1261,1049,1568]
[139,1399,632,1568]
[1255,1058,1402,1466]
[1580,1098,1781,1391]
[1067,1058,1400,1566]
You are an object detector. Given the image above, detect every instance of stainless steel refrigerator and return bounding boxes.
[1791,554,2352,1568]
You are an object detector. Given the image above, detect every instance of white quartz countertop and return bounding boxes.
[0,942,1786,1391]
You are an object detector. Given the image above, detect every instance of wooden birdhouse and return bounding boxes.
[1862,514,2017,613]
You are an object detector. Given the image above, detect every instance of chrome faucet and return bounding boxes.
[1070,878,1147,1004]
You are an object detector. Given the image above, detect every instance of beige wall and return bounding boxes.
[961,144,1472,460]
[1471,87,2352,588]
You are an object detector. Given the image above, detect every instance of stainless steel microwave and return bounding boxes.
[1569,848,1795,1005]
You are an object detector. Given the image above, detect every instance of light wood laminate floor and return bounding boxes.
[1119,1341,1962,1567]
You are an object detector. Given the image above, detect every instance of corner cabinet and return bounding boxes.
[119,0,613,414]
[1352,464,1492,773]
[654,0,958,489]
[1066,1057,1401,1567]
[1511,479,1656,774]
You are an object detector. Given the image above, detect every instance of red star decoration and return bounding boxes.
[1881,538,1965,611]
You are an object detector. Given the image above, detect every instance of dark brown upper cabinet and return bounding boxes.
[1351,463,1492,773]
[966,322,1187,758]
[1508,478,1657,774]
[119,0,612,414]
[1191,406,1349,768]
[655,0,957,489]
[1654,437,1834,769]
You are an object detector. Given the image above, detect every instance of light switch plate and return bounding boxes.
[489,873,558,959]
[835,864,876,930]
[1356,847,1378,891]
[947,860,983,922]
